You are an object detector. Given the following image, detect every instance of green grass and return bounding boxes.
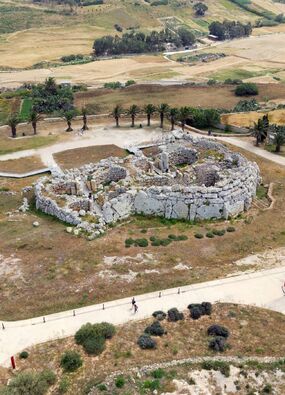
[0,135,58,155]
[256,185,267,200]
[20,98,32,121]
[209,68,281,82]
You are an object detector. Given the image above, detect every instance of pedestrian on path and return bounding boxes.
[134,303,138,314]
[131,297,136,310]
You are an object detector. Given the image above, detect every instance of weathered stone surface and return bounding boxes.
[34,132,260,238]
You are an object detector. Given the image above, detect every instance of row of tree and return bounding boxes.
[93,28,196,56]
[209,20,252,40]
[7,104,220,137]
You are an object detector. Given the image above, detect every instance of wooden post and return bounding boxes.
[11,356,16,370]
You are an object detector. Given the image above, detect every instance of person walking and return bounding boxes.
[131,297,136,310]
[134,303,138,314]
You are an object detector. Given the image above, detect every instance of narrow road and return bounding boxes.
[0,266,284,367]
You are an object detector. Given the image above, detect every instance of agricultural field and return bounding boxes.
[222,108,285,128]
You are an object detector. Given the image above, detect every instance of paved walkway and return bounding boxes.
[213,136,285,167]
[0,266,284,367]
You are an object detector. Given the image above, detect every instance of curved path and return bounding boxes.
[0,266,284,367]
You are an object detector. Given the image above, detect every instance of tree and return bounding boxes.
[253,115,268,146]
[28,109,41,135]
[177,28,196,46]
[157,103,170,129]
[169,108,179,131]
[144,104,156,127]
[179,106,191,131]
[235,83,258,96]
[112,105,124,127]
[272,125,285,153]
[81,107,89,131]
[128,104,140,127]
[62,110,76,132]
[193,2,208,17]
[8,113,20,138]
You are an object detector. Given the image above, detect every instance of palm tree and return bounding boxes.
[179,106,191,131]
[28,109,41,135]
[81,107,89,131]
[169,108,179,131]
[62,110,76,132]
[144,104,156,127]
[8,113,20,138]
[272,125,285,153]
[112,105,123,127]
[253,118,267,147]
[157,103,170,129]
[128,105,140,128]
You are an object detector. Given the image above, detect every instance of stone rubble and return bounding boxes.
[34,131,260,239]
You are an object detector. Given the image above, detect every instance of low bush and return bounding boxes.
[190,306,202,320]
[19,351,29,359]
[209,336,227,352]
[188,302,212,319]
[145,321,165,336]
[58,377,70,394]
[143,379,160,390]
[5,370,56,395]
[137,334,157,349]
[235,83,258,96]
[151,368,165,379]
[194,233,204,239]
[151,239,161,246]
[83,335,105,355]
[115,376,125,388]
[168,307,184,322]
[206,232,214,238]
[202,360,230,377]
[212,229,225,236]
[135,238,149,247]
[207,324,230,338]
[152,310,166,321]
[168,234,177,240]
[177,235,188,241]
[60,350,83,372]
[96,322,116,339]
[160,238,172,246]
[125,238,134,247]
[227,226,236,232]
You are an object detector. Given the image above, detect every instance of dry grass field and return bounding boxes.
[54,145,128,170]
[222,109,285,128]
[0,144,285,320]
[0,303,284,394]
[75,83,285,112]
[0,155,44,173]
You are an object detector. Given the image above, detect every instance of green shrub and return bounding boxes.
[97,383,107,391]
[151,368,165,379]
[150,236,156,242]
[39,370,56,386]
[75,323,95,345]
[177,235,188,241]
[115,376,125,388]
[83,335,105,355]
[167,308,184,322]
[4,370,56,395]
[208,336,227,352]
[202,360,230,377]
[143,379,160,390]
[75,322,115,345]
[227,226,236,232]
[137,334,157,349]
[60,351,83,372]
[152,310,166,321]
[125,80,136,87]
[206,232,214,238]
[168,234,177,240]
[134,238,149,247]
[213,229,225,236]
[58,377,70,394]
[125,237,134,247]
[160,238,172,246]
[151,239,161,246]
[194,233,204,239]
[262,383,273,393]
[95,322,116,339]
[207,324,230,338]
[19,351,29,359]
[141,228,147,233]
[235,83,258,96]
[145,321,165,336]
